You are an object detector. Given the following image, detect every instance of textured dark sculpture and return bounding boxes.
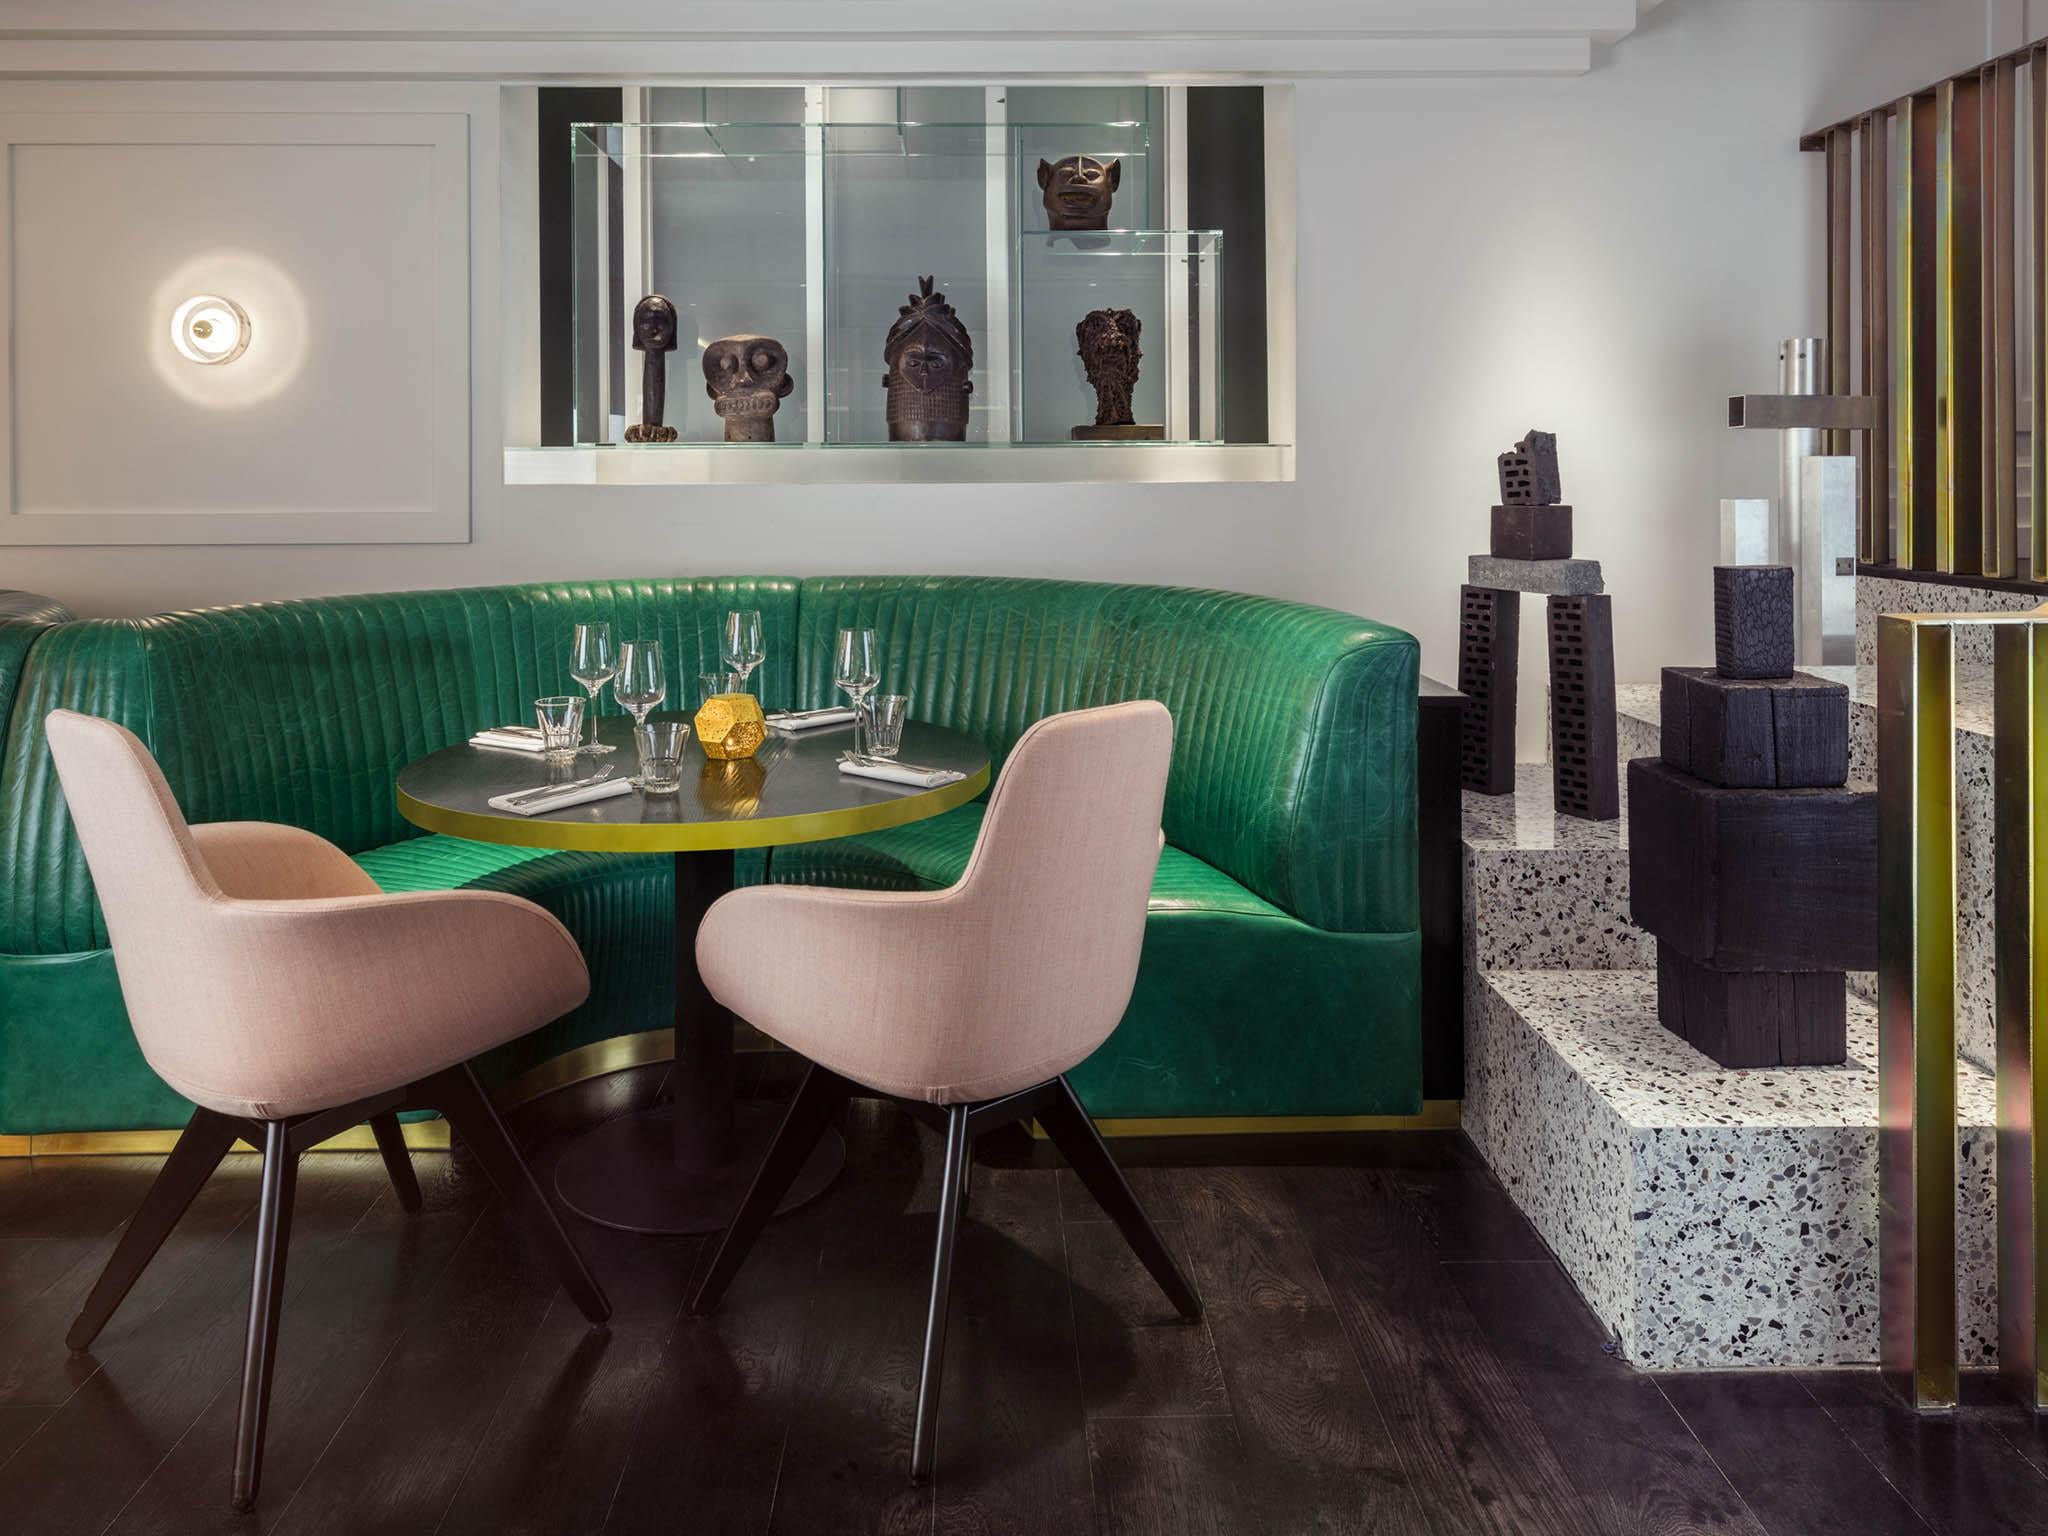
[702,335,794,444]
[1038,155,1121,231]
[1547,595,1619,820]
[882,277,974,443]
[1070,308,1162,442]
[624,294,679,444]
[1714,565,1795,680]
[1497,429,1561,505]
[1457,585,1519,796]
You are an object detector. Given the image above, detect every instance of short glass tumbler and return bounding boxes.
[635,719,689,794]
[700,670,743,705]
[535,696,585,759]
[868,694,909,759]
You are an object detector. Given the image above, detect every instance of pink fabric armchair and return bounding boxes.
[42,710,611,1511]
[687,701,1202,1481]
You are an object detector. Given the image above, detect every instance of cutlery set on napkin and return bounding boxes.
[763,706,858,734]
[837,754,966,789]
[470,726,548,752]
[486,768,636,817]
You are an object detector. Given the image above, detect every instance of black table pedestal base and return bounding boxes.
[553,1101,844,1236]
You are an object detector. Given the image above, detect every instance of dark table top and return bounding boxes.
[396,713,991,853]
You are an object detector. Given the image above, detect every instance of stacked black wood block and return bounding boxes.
[1627,565,1875,1067]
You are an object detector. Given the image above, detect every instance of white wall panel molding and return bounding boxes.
[0,106,476,545]
[0,0,1641,80]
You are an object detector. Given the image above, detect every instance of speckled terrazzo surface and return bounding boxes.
[1857,572,2043,670]
[1466,969,1998,1369]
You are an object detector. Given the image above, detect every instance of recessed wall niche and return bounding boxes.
[0,111,471,545]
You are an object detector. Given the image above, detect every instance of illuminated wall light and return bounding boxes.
[170,294,251,365]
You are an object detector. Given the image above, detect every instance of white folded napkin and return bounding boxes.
[487,777,637,817]
[837,759,966,790]
[471,727,547,752]
[765,707,858,732]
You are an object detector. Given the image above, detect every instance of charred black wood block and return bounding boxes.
[1657,667,1849,789]
[1656,949,1848,1067]
[1490,504,1574,561]
[1547,594,1618,821]
[1457,585,1519,795]
[1713,565,1795,680]
[1627,757,1877,971]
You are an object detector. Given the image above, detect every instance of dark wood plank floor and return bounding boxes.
[1,1068,2044,1535]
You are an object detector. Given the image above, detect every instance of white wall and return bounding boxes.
[0,0,2000,749]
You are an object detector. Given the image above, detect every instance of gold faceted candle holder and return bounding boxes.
[693,692,767,761]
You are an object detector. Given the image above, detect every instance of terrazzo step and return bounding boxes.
[1462,763,1651,974]
[1465,968,1996,1369]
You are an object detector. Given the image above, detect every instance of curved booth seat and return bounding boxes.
[0,576,1420,1136]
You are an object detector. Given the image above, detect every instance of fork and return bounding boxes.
[507,766,614,807]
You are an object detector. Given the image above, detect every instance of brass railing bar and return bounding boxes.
[1937,75,1984,575]
[1906,91,1939,570]
[1829,125,1855,457]
[1878,612,1959,1411]
[1986,60,2019,578]
[1865,108,1893,567]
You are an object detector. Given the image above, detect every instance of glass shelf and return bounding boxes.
[569,88,1227,452]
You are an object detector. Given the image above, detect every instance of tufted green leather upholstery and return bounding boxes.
[0,577,1420,1132]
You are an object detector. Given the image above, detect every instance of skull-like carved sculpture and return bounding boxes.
[1038,155,1121,232]
[1077,308,1142,428]
[702,334,794,443]
[623,294,680,444]
[882,276,974,443]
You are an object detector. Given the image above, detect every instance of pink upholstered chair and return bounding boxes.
[42,709,610,1511]
[688,700,1201,1481]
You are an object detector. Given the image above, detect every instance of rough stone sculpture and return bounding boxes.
[1497,429,1562,505]
[702,334,794,443]
[623,294,680,444]
[1071,308,1162,441]
[1492,428,1570,558]
[1038,155,1121,231]
[882,276,974,443]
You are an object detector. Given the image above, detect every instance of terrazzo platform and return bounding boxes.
[1464,969,1997,1369]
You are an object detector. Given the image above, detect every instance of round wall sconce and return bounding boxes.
[170,295,251,365]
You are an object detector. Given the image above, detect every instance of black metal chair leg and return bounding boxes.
[1038,1077,1201,1321]
[68,1107,240,1352]
[230,1120,298,1512]
[690,1063,852,1315]
[910,1104,971,1484]
[368,1111,422,1213]
[422,1064,611,1325]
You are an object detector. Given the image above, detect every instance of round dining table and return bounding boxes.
[396,712,991,1235]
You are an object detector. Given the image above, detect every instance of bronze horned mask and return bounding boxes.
[1038,155,1121,231]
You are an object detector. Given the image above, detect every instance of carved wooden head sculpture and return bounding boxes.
[882,276,974,442]
[702,334,794,443]
[624,294,681,443]
[1038,155,1122,231]
[1076,308,1142,428]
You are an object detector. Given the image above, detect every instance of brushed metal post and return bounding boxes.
[1801,456,1857,664]
[1776,338,1823,586]
[1905,91,1939,569]
[2035,50,2048,579]
[1827,126,1855,458]
[1878,613,1958,1411]
[1995,618,2048,1411]
[1863,108,1893,567]
[1936,75,1984,575]
[1984,59,2019,577]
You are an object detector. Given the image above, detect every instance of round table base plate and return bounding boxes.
[552,1102,844,1236]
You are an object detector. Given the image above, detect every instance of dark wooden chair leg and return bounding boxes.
[369,1111,422,1213]
[690,1063,852,1315]
[1038,1076,1201,1321]
[67,1107,241,1352]
[230,1120,298,1512]
[910,1104,971,1484]
[422,1064,610,1325]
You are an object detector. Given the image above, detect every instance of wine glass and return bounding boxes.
[569,621,617,754]
[723,610,765,696]
[614,639,667,728]
[834,627,880,758]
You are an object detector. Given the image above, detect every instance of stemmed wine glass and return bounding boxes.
[614,640,668,730]
[834,627,880,758]
[570,621,617,754]
[723,610,765,697]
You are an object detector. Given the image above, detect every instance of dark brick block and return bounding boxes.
[1626,757,1877,971]
[1714,565,1794,679]
[1490,503,1573,561]
[1548,594,1618,820]
[1457,585,1519,795]
[1656,949,1848,1067]
[1657,667,1849,788]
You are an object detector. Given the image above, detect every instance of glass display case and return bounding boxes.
[568,87,1224,452]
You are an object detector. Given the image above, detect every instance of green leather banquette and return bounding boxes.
[0,577,1420,1135]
